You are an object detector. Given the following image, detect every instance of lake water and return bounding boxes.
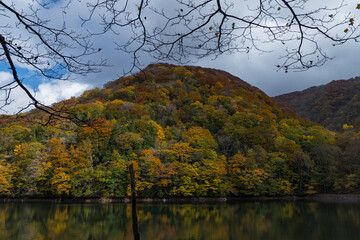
[0,200,359,240]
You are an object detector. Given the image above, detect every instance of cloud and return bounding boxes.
[0,71,13,85]
[1,0,360,105]
[0,72,90,114]
[36,80,90,104]
[0,71,32,114]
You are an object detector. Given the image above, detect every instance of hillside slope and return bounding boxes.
[274,76,360,131]
[0,63,359,197]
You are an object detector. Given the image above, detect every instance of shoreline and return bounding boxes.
[1,194,360,203]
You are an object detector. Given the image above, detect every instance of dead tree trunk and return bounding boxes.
[129,163,140,240]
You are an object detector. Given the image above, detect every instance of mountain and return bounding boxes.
[274,76,360,131]
[0,63,359,198]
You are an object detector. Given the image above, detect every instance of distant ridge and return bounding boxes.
[274,76,360,131]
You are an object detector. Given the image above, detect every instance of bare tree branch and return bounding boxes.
[82,0,359,72]
[0,0,359,119]
[0,0,106,121]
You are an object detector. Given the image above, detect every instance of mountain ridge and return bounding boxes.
[274,76,360,131]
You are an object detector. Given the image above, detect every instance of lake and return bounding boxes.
[0,200,359,240]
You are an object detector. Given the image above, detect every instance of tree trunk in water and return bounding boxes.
[129,163,140,240]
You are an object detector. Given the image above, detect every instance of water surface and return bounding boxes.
[0,200,359,240]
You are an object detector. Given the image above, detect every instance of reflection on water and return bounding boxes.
[0,201,359,240]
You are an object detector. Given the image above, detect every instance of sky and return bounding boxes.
[0,0,360,114]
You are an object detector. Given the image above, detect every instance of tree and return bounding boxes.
[79,117,114,149]
[183,126,217,150]
[1,1,360,117]
[0,159,13,196]
[12,142,48,196]
[228,152,268,196]
[46,138,72,195]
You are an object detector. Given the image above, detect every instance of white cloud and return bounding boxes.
[0,73,90,114]
[0,71,32,114]
[36,80,90,104]
[0,72,13,85]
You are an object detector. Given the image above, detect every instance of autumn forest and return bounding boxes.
[0,63,359,198]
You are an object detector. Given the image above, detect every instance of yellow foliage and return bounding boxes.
[170,176,198,196]
[70,140,93,168]
[279,180,295,195]
[14,142,46,160]
[149,120,165,142]
[183,126,217,150]
[343,123,354,130]
[169,142,194,162]
[137,180,154,193]
[228,153,246,175]
[0,161,14,195]
[345,174,358,190]
[305,184,317,195]
[305,179,318,195]
[50,168,71,195]
[0,125,31,151]
[48,138,70,166]
[175,80,184,88]
[190,101,203,109]
[174,66,194,81]
[238,168,268,195]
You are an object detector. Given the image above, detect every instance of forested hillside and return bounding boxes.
[274,77,360,131]
[0,63,359,198]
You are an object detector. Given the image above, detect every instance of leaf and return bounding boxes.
[209,26,213,30]
[344,28,349,33]
[349,18,354,25]
[277,7,281,11]
[357,4,360,9]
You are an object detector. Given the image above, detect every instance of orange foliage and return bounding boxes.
[79,118,113,148]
